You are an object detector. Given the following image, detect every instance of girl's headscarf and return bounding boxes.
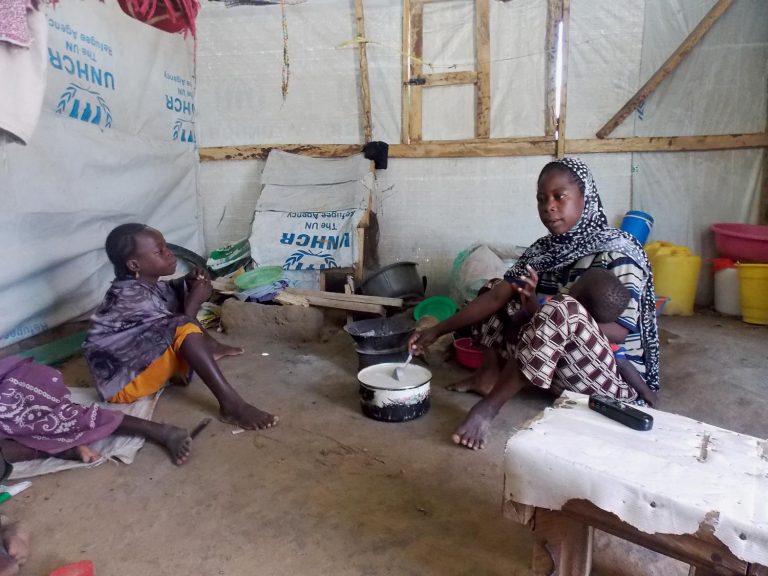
[506,157,660,391]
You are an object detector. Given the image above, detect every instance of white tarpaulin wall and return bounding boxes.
[0,1,200,348]
[193,1,766,297]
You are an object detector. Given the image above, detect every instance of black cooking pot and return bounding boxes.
[343,316,415,353]
[360,262,425,299]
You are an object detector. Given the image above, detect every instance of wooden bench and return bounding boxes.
[502,393,768,576]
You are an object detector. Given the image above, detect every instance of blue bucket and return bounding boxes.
[620,211,654,245]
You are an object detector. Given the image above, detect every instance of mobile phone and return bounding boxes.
[588,395,653,431]
[510,276,528,288]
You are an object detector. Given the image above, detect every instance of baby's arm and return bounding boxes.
[616,358,658,407]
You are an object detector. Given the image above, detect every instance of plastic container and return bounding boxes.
[737,264,768,325]
[453,337,485,370]
[645,242,701,316]
[711,223,768,262]
[620,211,654,245]
[413,296,458,322]
[712,258,740,316]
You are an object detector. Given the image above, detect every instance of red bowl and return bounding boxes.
[711,223,768,262]
[453,337,485,370]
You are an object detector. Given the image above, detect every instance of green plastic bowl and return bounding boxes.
[234,266,284,291]
[413,296,458,322]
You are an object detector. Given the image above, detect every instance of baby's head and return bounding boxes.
[105,223,176,279]
[568,268,630,323]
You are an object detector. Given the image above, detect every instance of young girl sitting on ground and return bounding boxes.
[567,268,659,407]
[84,223,278,430]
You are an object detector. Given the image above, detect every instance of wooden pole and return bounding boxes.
[555,0,570,158]
[408,2,424,142]
[595,0,733,139]
[544,0,562,137]
[401,0,412,144]
[354,0,372,143]
[475,0,491,139]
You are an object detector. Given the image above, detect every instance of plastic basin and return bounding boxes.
[234,266,284,291]
[711,223,768,263]
[453,337,485,370]
[413,296,458,322]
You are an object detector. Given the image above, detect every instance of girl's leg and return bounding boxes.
[179,332,278,430]
[116,415,192,465]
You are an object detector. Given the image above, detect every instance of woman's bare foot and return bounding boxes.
[446,372,495,396]
[158,425,192,465]
[447,349,500,396]
[220,402,278,430]
[451,399,500,450]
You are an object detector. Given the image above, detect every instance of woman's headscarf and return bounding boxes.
[506,157,660,391]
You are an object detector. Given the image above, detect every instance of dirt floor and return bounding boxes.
[5,307,767,576]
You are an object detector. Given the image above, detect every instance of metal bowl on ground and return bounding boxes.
[343,316,415,353]
[360,262,425,299]
[357,363,431,422]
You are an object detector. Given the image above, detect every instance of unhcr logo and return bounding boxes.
[56,83,112,129]
[172,118,196,143]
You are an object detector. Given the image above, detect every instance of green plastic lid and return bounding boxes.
[234,266,284,291]
[413,296,458,322]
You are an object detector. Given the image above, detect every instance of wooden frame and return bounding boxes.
[504,499,768,576]
[596,0,733,139]
[401,0,491,143]
[199,0,767,187]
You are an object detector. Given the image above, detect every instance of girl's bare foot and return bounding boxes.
[159,426,192,465]
[76,445,102,463]
[220,402,278,430]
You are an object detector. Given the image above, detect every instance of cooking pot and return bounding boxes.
[357,363,431,422]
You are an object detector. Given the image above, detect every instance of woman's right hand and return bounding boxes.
[408,327,439,356]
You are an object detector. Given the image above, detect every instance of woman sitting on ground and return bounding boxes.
[409,157,660,449]
[84,224,278,430]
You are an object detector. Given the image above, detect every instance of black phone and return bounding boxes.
[588,395,653,431]
[510,276,528,288]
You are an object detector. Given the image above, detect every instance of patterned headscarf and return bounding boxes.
[507,157,660,391]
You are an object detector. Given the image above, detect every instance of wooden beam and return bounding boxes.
[475,0,490,139]
[275,292,386,316]
[544,0,561,137]
[418,71,478,87]
[284,288,404,308]
[199,144,363,161]
[596,0,733,139]
[556,0,570,158]
[408,2,424,142]
[354,0,372,143]
[567,133,768,154]
[198,133,768,161]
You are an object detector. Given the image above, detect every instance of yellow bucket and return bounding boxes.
[738,264,768,325]
[645,241,701,316]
